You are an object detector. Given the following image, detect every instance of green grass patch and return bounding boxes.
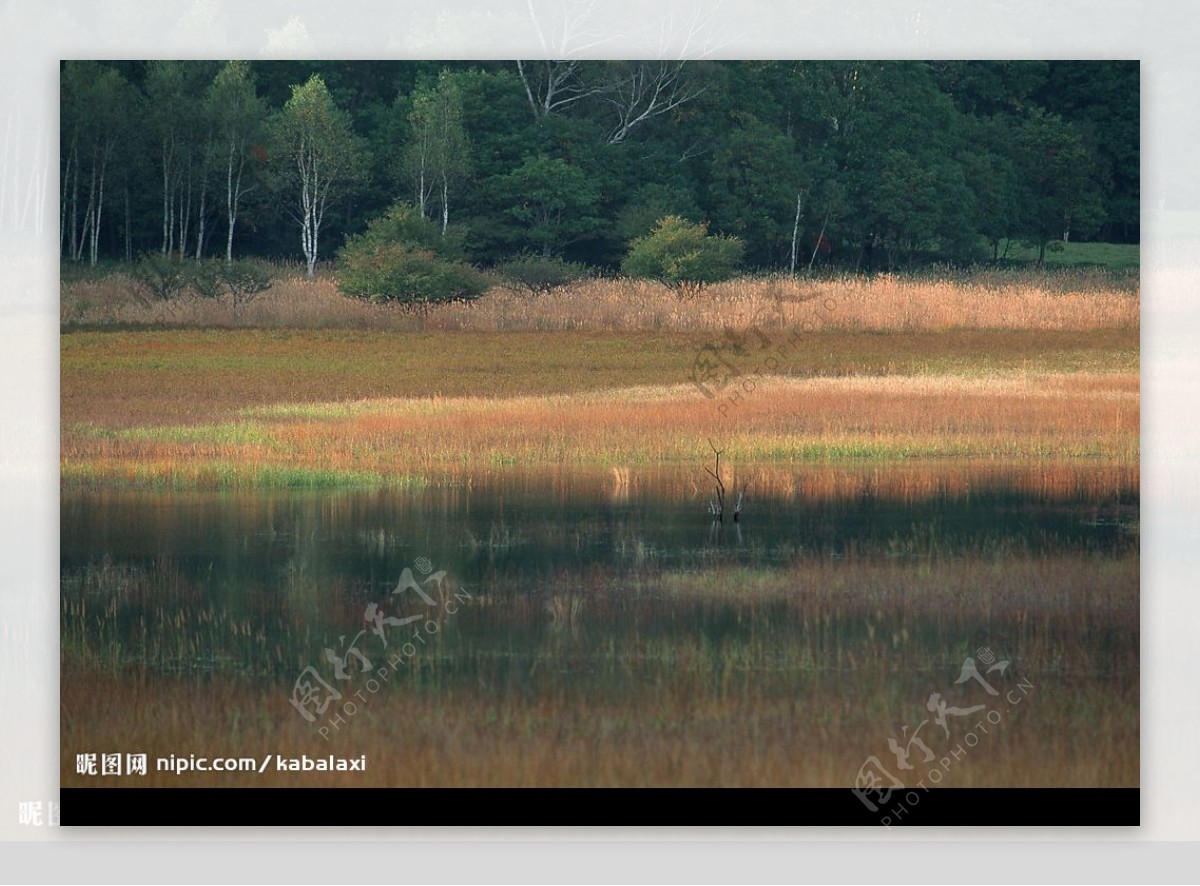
[999,240,1139,271]
[61,460,426,491]
[115,422,276,446]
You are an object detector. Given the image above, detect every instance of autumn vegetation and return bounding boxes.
[60,59,1139,792]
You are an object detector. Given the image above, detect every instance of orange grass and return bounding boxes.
[60,326,1137,427]
[62,269,1139,333]
[63,373,1139,488]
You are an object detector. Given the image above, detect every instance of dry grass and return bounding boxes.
[62,269,1139,333]
[62,373,1139,489]
[60,326,1138,428]
[61,550,1137,788]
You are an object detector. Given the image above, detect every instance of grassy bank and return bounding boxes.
[61,321,1140,490]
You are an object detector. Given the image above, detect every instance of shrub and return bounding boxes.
[338,242,487,308]
[494,252,590,295]
[337,201,486,308]
[186,260,225,300]
[350,200,469,261]
[131,253,189,303]
[139,257,275,313]
[221,260,275,313]
[621,216,743,295]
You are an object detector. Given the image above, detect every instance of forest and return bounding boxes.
[59,60,1138,276]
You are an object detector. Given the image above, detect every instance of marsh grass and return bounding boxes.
[60,327,1138,430]
[63,373,1139,489]
[62,268,1138,333]
[59,459,414,491]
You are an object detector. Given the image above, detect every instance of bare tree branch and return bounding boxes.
[523,0,621,57]
[705,438,726,520]
[515,60,613,122]
[606,60,706,144]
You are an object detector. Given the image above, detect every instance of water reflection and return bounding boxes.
[60,461,1140,787]
[63,462,1138,591]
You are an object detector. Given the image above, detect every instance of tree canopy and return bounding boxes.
[60,60,1139,271]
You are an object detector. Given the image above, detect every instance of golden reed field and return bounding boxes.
[62,267,1138,333]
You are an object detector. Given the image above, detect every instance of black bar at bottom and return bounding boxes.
[61,787,1139,827]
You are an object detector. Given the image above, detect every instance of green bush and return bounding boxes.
[621,216,743,295]
[186,260,225,300]
[131,253,189,302]
[351,201,468,261]
[136,257,274,312]
[337,201,486,307]
[494,252,590,295]
[221,260,275,312]
[338,242,487,307]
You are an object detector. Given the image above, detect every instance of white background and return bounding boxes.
[1,0,1196,880]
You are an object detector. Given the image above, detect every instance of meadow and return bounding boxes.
[61,268,1139,487]
[995,240,1141,271]
[60,267,1139,791]
[62,370,1138,490]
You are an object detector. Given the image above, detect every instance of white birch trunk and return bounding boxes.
[808,204,831,274]
[789,191,804,276]
[161,139,172,255]
[178,159,192,262]
[60,139,73,256]
[124,186,131,262]
[69,142,80,260]
[225,139,242,265]
[76,156,95,262]
[195,155,208,261]
[90,157,105,265]
[441,174,449,234]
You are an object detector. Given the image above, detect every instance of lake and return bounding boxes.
[61,461,1139,788]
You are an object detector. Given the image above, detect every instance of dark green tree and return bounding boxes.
[1014,110,1106,263]
[497,155,601,257]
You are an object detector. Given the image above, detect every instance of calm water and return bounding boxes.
[62,464,1137,604]
[62,463,1138,663]
[61,463,1140,788]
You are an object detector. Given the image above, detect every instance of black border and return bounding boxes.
[61,787,1139,826]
